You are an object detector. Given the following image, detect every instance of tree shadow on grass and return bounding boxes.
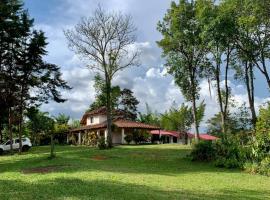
[0,178,269,200]
[0,145,233,176]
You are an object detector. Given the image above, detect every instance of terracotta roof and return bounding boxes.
[71,122,107,132]
[80,107,107,125]
[150,130,219,140]
[70,119,159,132]
[150,130,180,137]
[80,107,128,125]
[114,120,160,129]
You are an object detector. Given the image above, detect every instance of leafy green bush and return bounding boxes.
[132,130,150,144]
[124,134,133,144]
[244,157,270,176]
[213,137,248,169]
[97,136,107,150]
[190,141,216,161]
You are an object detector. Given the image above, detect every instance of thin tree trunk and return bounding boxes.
[8,107,13,153]
[50,134,55,158]
[18,87,24,153]
[245,61,256,128]
[106,76,113,148]
[216,65,226,134]
[189,67,199,142]
[191,94,199,142]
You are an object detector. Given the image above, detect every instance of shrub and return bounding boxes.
[244,157,270,176]
[190,141,216,161]
[213,137,248,169]
[97,136,107,150]
[82,132,98,146]
[133,130,150,144]
[124,134,133,144]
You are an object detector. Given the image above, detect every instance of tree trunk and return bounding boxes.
[191,94,199,142]
[8,107,13,153]
[260,52,270,90]
[106,76,113,148]
[245,61,256,128]
[50,134,55,158]
[216,65,226,134]
[18,87,24,154]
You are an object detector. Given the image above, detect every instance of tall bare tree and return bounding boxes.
[65,6,139,147]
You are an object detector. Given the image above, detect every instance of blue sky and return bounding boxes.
[23,0,270,130]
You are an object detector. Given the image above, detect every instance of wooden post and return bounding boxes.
[78,132,81,145]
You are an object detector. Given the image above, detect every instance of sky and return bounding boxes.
[23,0,270,131]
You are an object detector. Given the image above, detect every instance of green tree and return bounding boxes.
[196,0,238,134]
[65,6,140,148]
[0,0,71,153]
[54,113,70,125]
[119,88,139,120]
[161,103,193,132]
[138,103,160,126]
[157,0,208,141]
[89,74,121,111]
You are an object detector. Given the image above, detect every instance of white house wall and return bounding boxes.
[86,115,107,125]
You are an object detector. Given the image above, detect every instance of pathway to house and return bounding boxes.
[0,144,269,199]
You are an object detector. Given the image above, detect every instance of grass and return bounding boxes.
[0,144,269,200]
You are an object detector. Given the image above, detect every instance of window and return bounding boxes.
[5,140,12,145]
[15,139,20,144]
[90,117,94,123]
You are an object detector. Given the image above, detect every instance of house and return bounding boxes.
[150,130,219,144]
[68,107,159,145]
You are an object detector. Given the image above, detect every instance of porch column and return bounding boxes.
[97,130,100,137]
[170,136,173,143]
[78,132,81,145]
[104,129,108,143]
[121,128,125,144]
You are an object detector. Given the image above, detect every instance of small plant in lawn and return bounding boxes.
[98,136,107,150]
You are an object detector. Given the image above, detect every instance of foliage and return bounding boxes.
[89,74,121,111]
[190,135,249,169]
[157,0,210,140]
[119,88,139,120]
[97,136,107,150]
[54,114,70,125]
[88,74,140,121]
[244,157,270,177]
[124,134,133,144]
[161,103,193,132]
[213,137,248,169]
[0,0,70,153]
[190,141,216,162]
[132,129,150,144]
[82,132,98,147]
[138,103,160,126]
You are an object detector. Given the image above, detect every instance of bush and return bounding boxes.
[124,134,133,144]
[213,137,248,169]
[190,141,216,161]
[133,130,150,144]
[97,136,107,150]
[82,132,98,146]
[244,157,270,176]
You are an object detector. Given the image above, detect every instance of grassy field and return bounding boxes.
[0,144,269,200]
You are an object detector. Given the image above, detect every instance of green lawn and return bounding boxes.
[0,144,269,200]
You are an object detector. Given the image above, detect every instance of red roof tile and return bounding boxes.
[71,119,159,132]
[114,120,160,129]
